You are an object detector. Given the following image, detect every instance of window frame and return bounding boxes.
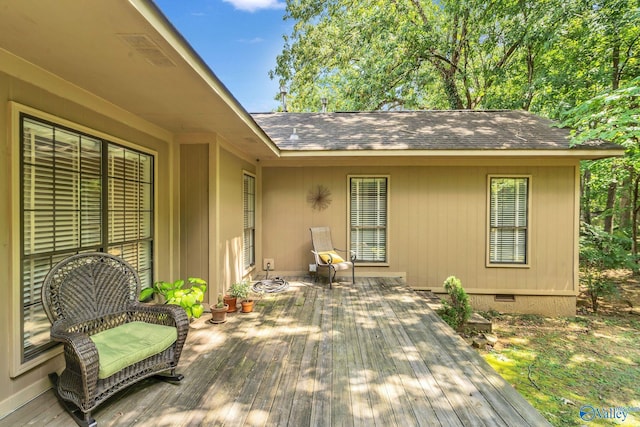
[486,175,531,268]
[347,175,390,266]
[10,102,157,377]
[243,171,256,273]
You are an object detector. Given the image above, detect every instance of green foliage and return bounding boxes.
[579,223,628,312]
[229,280,251,300]
[139,277,207,319]
[273,0,639,114]
[561,77,640,150]
[438,276,472,330]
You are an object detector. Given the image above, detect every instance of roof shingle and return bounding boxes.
[251,110,618,152]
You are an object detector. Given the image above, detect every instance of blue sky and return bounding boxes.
[154,0,291,112]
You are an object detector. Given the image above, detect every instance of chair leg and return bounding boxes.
[153,371,184,382]
[49,373,97,427]
[329,265,334,289]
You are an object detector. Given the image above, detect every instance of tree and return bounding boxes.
[272,0,578,111]
[562,78,640,256]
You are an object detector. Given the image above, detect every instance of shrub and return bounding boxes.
[438,276,472,330]
[579,223,626,312]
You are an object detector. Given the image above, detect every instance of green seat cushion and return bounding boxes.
[90,321,177,379]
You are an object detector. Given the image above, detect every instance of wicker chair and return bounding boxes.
[310,226,356,288]
[42,253,189,427]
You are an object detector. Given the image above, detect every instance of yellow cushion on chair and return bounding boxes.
[318,251,345,264]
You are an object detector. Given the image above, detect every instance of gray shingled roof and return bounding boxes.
[251,110,617,152]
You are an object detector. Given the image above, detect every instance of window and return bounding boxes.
[488,176,529,265]
[349,176,388,263]
[243,172,256,270]
[20,113,153,363]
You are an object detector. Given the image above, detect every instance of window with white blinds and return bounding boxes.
[20,114,154,361]
[243,173,256,270]
[350,176,388,263]
[489,177,529,264]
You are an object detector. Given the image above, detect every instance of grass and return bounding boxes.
[478,311,640,426]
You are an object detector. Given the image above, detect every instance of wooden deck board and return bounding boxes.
[0,277,551,427]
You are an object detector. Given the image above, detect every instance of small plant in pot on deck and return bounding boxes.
[230,280,254,313]
[223,293,238,313]
[139,277,207,319]
[210,294,229,324]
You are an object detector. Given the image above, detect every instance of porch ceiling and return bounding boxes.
[0,0,278,158]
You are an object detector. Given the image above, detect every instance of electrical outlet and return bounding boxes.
[263,258,274,271]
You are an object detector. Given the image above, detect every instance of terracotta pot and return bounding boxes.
[241,299,254,313]
[223,295,237,312]
[209,304,229,324]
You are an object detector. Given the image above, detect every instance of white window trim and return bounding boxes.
[347,174,390,267]
[9,102,158,377]
[486,174,532,268]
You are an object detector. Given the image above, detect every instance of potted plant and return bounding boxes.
[139,277,207,319]
[230,280,253,313]
[223,294,237,313]
[241,297,255,313]
[209,294,228,324]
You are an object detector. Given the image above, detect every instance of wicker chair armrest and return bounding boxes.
[130,303,189,328]
[50,320,100,393]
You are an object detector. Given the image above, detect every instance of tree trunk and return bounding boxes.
[632,174,640,259]
[523,45,535,111]
[619,171,632,230]
[603,180,617,233]
[442,71,465,109]
[581,169,592,224]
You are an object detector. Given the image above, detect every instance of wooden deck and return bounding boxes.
[2,277,551,426]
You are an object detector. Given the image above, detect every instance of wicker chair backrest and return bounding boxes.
[42,253,141,325]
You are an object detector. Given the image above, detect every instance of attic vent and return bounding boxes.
[118,34,175,67]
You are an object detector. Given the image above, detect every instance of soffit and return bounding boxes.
[0,0,277,158]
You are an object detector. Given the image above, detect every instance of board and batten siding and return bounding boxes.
[261,163,578,315]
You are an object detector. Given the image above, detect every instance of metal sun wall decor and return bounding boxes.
[307,184,332,210]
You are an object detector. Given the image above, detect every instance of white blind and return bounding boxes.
[107,145,154,288]
[350,177,387,262]
[21,118,103,357]
[489,177,528,264]
[20,114,153,359]
[243,173,256,269]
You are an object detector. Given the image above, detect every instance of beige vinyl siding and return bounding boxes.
[261,164,577,295]
[180,144,209,291]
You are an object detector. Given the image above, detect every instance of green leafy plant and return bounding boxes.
[438,276,472,330]
[229,280,251,301]
[140,277,207,319]
[579,223,627,312]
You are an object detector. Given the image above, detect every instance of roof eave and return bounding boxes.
[278,148,625,160]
